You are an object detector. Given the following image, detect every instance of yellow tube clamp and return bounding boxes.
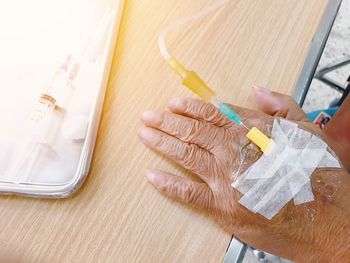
[247,127,275,154]
[167,57,215,102]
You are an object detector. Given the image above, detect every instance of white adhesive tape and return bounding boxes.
[232,119,341,220]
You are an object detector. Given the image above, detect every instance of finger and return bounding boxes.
[139,127,215,182]
[141,110,223,150]
[168,97,233,127]
[146,169,213,210]
[168,97,267,129]
[253,86,310,122]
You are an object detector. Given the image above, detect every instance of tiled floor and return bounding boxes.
[303,0,350,113]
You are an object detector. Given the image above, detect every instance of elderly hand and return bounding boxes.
[139,87,350,262]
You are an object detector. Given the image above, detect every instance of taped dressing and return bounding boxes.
[232,119,341,220]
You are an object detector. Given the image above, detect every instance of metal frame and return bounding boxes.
[314,57,350,93]
[292,0,342,106]
[224,0,342,262]
[224,238,248,263]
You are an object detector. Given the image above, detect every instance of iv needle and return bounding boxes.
[241,122,249,131]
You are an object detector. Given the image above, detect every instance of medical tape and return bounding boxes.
[232,119,341,220]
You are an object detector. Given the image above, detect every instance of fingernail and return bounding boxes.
[139,128,161,144]
[146,169,166,188]
[253,86,271,94]
[146,169,156,183]
[141,111,163,126]
[169,97,186,109]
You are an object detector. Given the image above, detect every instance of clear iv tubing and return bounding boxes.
[158,0,249,130]
[159,0,229,61]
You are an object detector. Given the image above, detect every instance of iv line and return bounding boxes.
[158,0,275,155]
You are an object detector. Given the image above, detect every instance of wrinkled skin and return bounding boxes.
[139,86,350,262]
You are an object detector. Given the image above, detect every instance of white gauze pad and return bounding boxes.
[232,119,341,220]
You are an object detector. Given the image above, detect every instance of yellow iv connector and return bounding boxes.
[167,57,275,154]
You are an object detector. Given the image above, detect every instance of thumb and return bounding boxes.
[146,169,213,211]
[253,86,310,122]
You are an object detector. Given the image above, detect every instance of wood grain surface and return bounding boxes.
[0,0,328,262]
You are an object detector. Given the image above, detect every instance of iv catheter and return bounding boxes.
[158,0,275,154]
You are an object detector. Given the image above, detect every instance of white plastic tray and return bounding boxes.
[0,0,124,197]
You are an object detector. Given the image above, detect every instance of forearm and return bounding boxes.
[310,168,350,263]
[265,168,350,262]
[325,96,350,170]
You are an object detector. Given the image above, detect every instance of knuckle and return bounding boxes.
[182,183,209,207]
[166,179,196,203]
[182,99,193,113]
[154,133,166,149]
[184,99,204,116]
[158,183,168,193]
[201,104,222,123]
[182,120,218,148]
[156,135,177,156]
[180,182,196,202]
[181,121,201,141]
[161,112,171,130]
[181,144,198,167]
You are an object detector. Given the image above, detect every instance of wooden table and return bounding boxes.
[0,0,329,262]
